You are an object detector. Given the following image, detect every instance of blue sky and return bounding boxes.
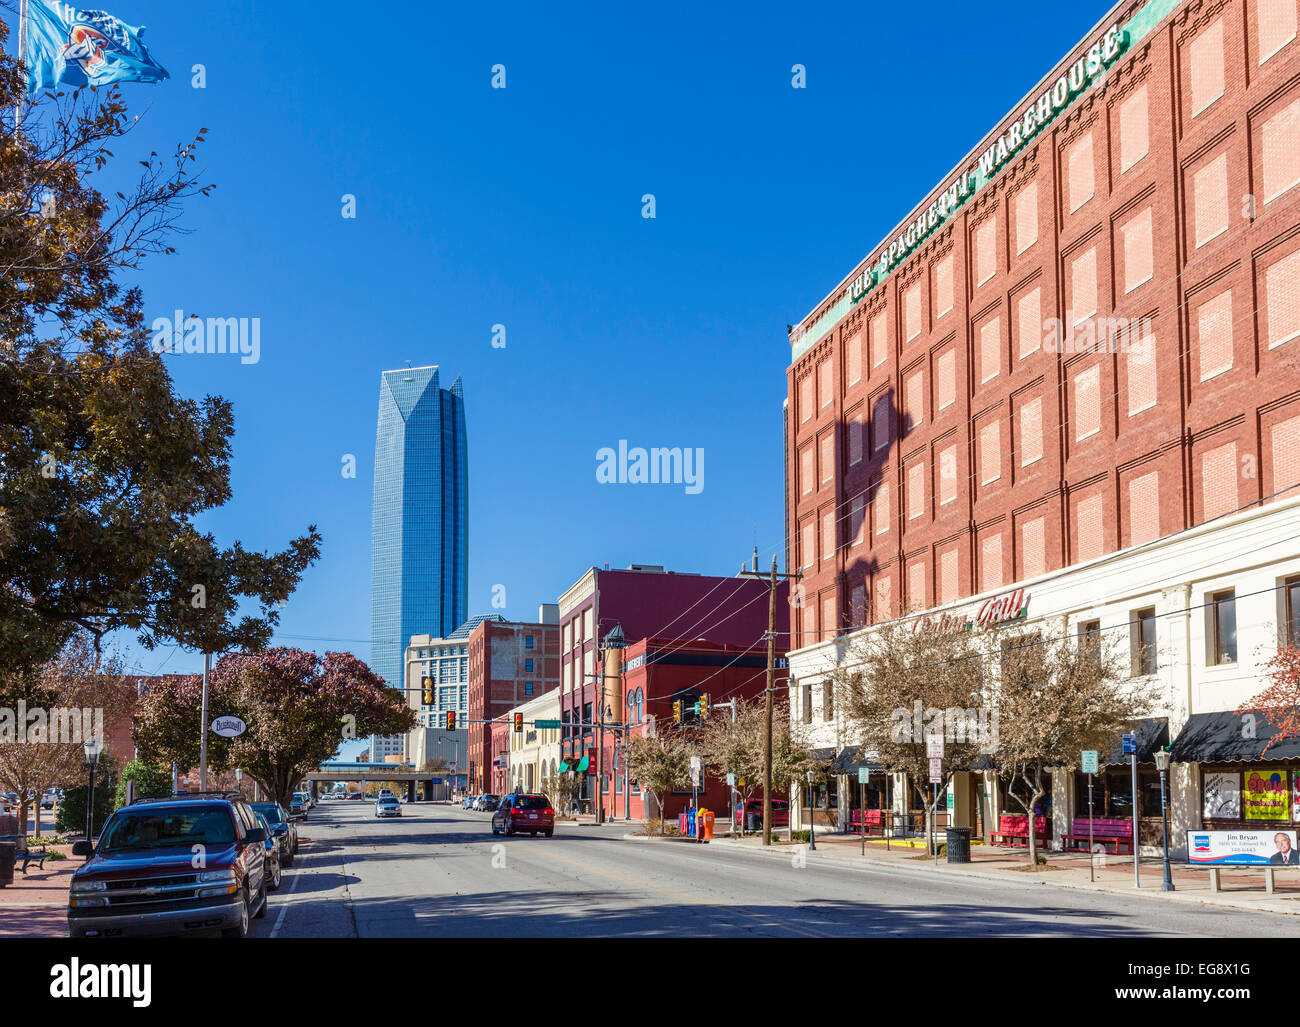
[21,0,1110,678]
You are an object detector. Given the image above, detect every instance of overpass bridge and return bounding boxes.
[304,762,463,802]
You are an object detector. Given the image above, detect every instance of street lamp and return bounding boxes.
[1153,748,1174,892]
[82,738,103,856]
[806,770,816,851]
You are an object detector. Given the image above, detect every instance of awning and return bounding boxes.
[558,761,570,773]
[574,755,589,773]
[1170,710,1300,763]
[832,746,884,775]
[1101,717,1169,766]
[810,746,836,766]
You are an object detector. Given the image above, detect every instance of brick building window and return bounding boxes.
[980,318,1001,383]
[821,433,834,486]
[875,575,893,621]
[1018,286,1041,360]
[905,370,924,430]
[1015,182,1038,256]
[850,495,866,546]
[849,413,864,465]
[1197,290,1234,381]
[1266,249,1300,349]
[800,375,813,424]
[823,594,836,637]
[907,461,925,520]
[980,422,1001,485]
[981,533,1003,592]
[1077,494,1104,562]
[1189,20,1225,117]
[934,254,954,319]
[941,549,959,604]
[1070,247,1098,326]
[819,359,833,409]
[908,561,926,611]
[1020,397,1043,467]
[905,282,922,342]
[939,444,958,505]
[1067,131,1095,213]
[1129,471,1161,546]
[1273,414,1300,495]
[1259,0,1298,64]
[1119,84,1149,173]
[801,520,815,570]
[1193,153,1229,248]
[1021,516,1046,579]
[875,481,890,535]
[1201,441,1239,521]
[800,446,814,496]
[1074,366,1101,441]
[873,395,892,452]
[1121,208,1154,294]
[937,349,956,410]
[872,311,888,368]
[1262,98,1300,204]
[1127,330,1157,415]
[975,217,997,286]
[847,330,863,386]
[822,509,835,560]
[850,582,866,625]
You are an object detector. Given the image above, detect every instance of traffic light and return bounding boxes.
[672,700,682,724]
[514,712,524,733]
[698,693,710,718]
[421,677,433,706]
[445,711,456,731]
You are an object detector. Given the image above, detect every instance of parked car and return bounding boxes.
[374,796,402,818]
[289,792,310,818]
[347,792,366,801]
[40,789,60,810]
[473,794,499,812]
[734,798,790,831]
[68,792,268,939]
[254,813,283,892]
[461,794,477,810]
[491,793,554,837]
[250,801,298,867]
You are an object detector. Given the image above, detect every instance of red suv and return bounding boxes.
[491,793,554,837]
[68,793,269,939]
[734,798,790,831]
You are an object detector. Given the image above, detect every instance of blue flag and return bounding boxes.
[24,1,169,96]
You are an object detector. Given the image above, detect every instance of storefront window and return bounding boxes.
[1001,773,1052,816]
[1139,773,1164,817]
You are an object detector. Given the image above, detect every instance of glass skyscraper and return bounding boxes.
[370,366,468,697]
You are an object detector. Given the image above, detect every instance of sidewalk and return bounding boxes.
[0,843,78,938]
[686,828,1300,916]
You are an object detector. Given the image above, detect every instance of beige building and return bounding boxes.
[506,688,562,795]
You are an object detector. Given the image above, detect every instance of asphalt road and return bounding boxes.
[253,800,1297,938]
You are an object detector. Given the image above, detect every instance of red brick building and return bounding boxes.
[557,565,789,809]
[466,610,559,792]
[787,0,1300,643]
[608,637,789,823]
[489,720,510,794]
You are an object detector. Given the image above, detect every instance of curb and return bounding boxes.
[695,837,1300,917]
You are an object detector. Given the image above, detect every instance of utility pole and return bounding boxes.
[739,552,799,848]
[199,652,211,791]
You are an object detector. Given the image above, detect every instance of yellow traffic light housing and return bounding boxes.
[446,711,456,731]
[672,700,682,724]
[514,712,524,733]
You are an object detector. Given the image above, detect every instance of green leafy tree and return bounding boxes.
[115,758,172,809]
[135,648,416,807]
[0,18,320,677]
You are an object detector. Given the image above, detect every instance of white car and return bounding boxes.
[375,796,402,818]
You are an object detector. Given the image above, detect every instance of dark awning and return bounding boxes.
[1100,717,1169,766]
[832,746,885,775]
[1170,710,1300,763]
[810,746,836,766]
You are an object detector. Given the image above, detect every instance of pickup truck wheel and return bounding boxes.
[221,891,250,938]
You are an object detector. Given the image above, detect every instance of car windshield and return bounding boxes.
[379,797,398,804]
[250,803,285,824]
[98,806,237,852]
[514,795,550,810]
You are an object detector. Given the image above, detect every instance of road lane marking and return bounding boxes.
[269,856,305,938]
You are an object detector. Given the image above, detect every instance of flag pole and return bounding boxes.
[15,0,27,131]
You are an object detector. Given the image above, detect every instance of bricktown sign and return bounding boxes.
[912,588,1031,635]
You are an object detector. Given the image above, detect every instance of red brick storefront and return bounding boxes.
[787,0,1300,644]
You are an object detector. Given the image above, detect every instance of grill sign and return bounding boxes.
[210,716,247,738]
[914,588,1030,635]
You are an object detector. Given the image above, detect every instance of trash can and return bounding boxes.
[945,826,972,864]
[0,842,15,887]
[746,811,761,832]
[700,809,714,841]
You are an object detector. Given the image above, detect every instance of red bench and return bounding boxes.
[990,814,1049,848]
[847,810,887,834]
[1062,816,1133,854]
